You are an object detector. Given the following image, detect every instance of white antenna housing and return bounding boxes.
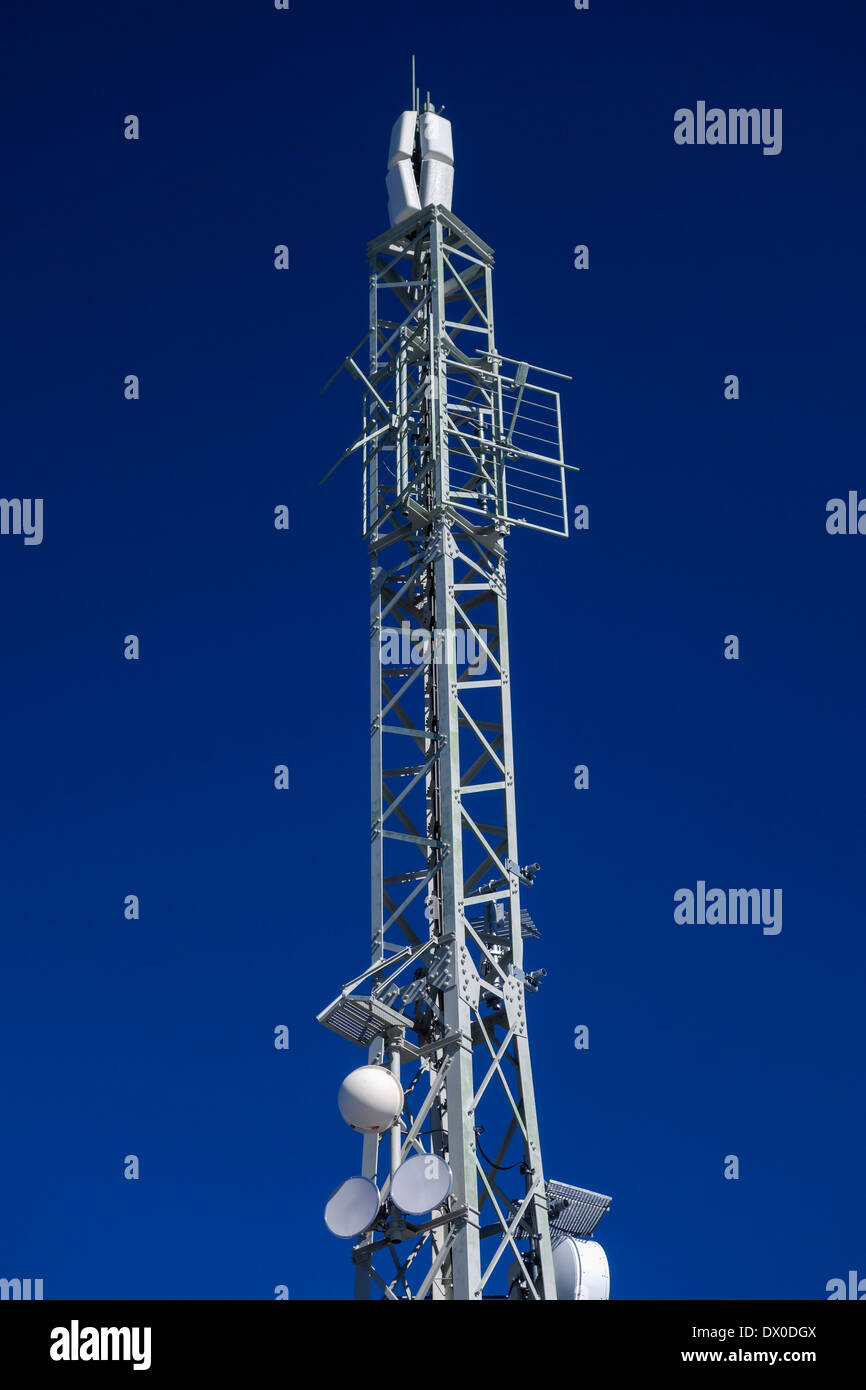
[419,110,453,164]
[553,1237,611,1301]
[385,105,454,228]
[386,147,422,227]
[337,1064,404,1133]
[388,111,417,169]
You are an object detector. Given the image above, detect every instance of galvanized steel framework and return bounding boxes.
[319,202,578,1300]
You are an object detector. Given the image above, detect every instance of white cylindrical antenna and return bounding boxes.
[411,54,416,111]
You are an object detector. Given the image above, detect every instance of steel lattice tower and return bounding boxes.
[318,98,609,1301]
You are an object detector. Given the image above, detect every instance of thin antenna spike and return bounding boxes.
[411,54,416,110]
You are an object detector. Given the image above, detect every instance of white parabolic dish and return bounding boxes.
[390,1154,453,1215]
[324,1176,381,1239]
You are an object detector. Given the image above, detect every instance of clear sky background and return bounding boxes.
[2,0,864,1300]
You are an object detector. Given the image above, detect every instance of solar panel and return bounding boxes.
[317,994,411,1048]
[546,1180,612,1244]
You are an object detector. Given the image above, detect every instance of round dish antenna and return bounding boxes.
[324,1176,381,1240]
[391,1154,453,1215]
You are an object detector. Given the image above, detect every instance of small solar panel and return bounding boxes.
[317,994,410,1048]
[546,1179,612,1244]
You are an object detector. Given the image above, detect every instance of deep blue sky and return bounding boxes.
[2,0,864,1300]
